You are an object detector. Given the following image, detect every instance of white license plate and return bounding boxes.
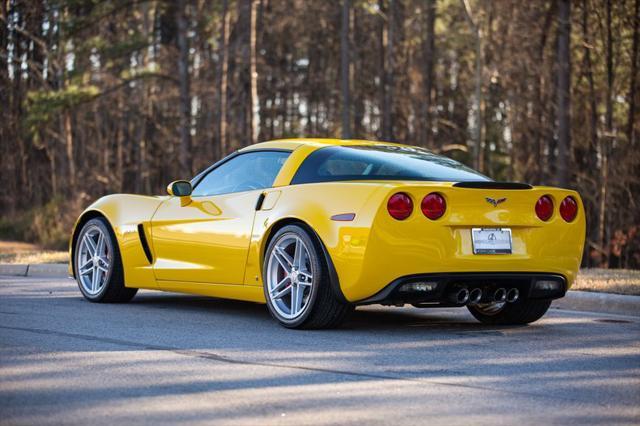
[471,228,512,254]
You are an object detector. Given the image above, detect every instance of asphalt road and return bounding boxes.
[1,276,638,425]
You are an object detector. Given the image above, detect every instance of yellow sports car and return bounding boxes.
[69,138,585,328]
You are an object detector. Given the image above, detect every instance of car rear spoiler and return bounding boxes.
[453,181,533,190]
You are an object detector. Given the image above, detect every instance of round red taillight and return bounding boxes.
[387,192,413,220]
[535,195,554,221]
[560,196,578,222]
[421,193,447,220]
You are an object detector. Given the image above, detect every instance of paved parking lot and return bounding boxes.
[1,276,639,425]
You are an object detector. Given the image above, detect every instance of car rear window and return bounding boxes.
[291,145,490,184]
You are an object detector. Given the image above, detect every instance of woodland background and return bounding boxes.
[0,0,638,268]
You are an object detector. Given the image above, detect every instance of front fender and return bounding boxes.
[69,194,169,288]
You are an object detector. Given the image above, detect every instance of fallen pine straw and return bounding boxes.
[573,269,640,296]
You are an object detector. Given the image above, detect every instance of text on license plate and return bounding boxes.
[471,228,512,254]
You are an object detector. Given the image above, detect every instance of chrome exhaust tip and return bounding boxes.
[506,288,520,303]
[448,287,470,305]
[468,288,482,305]
[494,288,507,303]
[456,288,470,304]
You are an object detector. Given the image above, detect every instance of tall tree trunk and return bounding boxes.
[628,0,639,147]
[217,0,230,157]
[378,0,386,140]
[599,0,614,266]
[0,1,13,210]
[582,0,600,265]
[140,0,153,194]
[381,0,395,141]
[250,0,260,144]
[48,146,57,198]
[340,0,351,139]
[116,101,124,192]
[64,111,76,191]
[460,0,482,171]
[236,0,251,147]
[555,0,571,187]
[353,6,364,137]
[176,0,192,174]
[534,2,555,184]
[422,0,436,148]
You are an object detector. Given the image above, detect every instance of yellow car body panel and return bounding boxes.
[151,190,259,284]
[69,194,165,288]
[70,138,585,305]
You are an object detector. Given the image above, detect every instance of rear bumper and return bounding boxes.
[357,272,567,306]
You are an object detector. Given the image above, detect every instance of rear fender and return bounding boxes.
[244,183,390,302]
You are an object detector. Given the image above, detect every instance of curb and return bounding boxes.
[0,263,69,278]
[553,291,640,317]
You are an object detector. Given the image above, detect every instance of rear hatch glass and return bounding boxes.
[291,145,490,184]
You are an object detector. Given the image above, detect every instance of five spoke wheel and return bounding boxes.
[77,224,112,296]
[266,234,314,320]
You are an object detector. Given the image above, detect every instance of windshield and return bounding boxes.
[291,145,490,184]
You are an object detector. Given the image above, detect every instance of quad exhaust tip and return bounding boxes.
[468,288,482,305]
[506,288,520,303]
[456,288,470,304]
[448,287,516,305]
[448,288,470,305]
[494,288,507,303]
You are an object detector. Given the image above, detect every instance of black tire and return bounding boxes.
[263,224,353,329]
[74,217,138,303]
[467,298,552,325]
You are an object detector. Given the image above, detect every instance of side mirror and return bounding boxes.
[167,180,192,197]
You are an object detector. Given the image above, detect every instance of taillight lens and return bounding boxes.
[421,193,447,220]
[535,195,554,221]
[560,196,578,222]
[387,192,413,220]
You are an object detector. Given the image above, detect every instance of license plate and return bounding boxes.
[471,228,512,254]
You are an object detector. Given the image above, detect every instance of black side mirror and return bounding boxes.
[167,180,192,197]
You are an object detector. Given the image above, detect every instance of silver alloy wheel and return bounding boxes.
[474,301,506,315]
[76,225,112,296]
[266,233,315,320]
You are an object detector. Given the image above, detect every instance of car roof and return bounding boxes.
[237,138,417,187]
[239,138,406,152]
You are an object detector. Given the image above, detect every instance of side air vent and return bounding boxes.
[453,181,532,190]
[137,224,153,264]
[255,193,266,211]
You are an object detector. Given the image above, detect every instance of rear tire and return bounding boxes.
[263,225,353,329]
[467,298,551,325]
[74,217,138,303]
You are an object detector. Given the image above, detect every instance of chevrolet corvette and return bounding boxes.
[69,138,585,328]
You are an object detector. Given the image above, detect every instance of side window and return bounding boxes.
[192,151,290,197]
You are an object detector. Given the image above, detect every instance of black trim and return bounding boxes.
[453,181,533,190]
[137,224,153,264]
[255,193,266,210]
[357,272,567,305]
[307,227,348,304]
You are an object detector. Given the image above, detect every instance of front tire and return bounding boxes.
[74,217,137,303]
[263,225,352,329]
[467,298,552,325]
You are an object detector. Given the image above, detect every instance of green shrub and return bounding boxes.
[0,213,33,242]
[0,197,83,250]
